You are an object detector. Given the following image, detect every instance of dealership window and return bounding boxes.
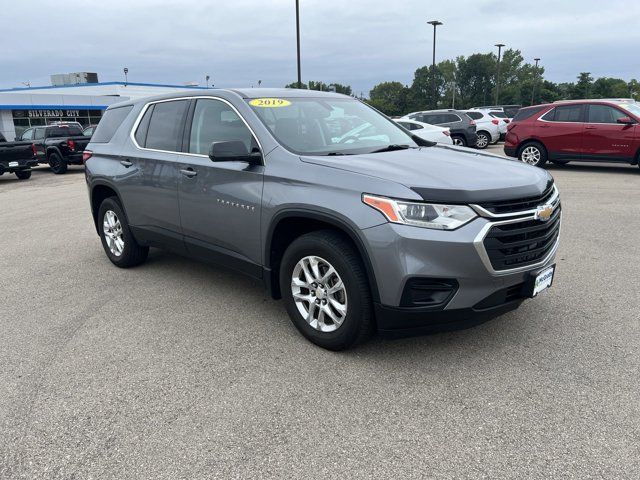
[11,109,103,138]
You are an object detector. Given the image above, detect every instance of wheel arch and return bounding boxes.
[90,182,128,234]
[265,209,380,302]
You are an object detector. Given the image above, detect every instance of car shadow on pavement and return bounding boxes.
[546,163,638,174]
[137,248,532,359]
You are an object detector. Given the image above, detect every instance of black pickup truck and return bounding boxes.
[18,125,90,174]
[0,133,37,180]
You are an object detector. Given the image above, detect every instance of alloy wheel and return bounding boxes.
[476,133,489,148]
[521,146,541,165]
[291,255,348,333]
[103,210,124,257]
[453,137,464,146]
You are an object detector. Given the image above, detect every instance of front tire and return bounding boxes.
[49,153,68,174]
[15,170,31,180]
[518,141,547,167]
[279,230,374,350]
[98,197,148,268]
[475,131,490,149]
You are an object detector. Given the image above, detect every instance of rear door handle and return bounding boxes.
[585,125,597,130]
[120,160,133,167]
[180,168,197,178]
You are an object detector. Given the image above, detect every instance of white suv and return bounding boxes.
[463,110,500,149]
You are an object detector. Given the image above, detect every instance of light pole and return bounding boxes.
[206,75,210,88]
[296,0,302,88]
[494,43,505,105]
[530,58,540,105]
[427,20,443,109]
[123,67,129,86]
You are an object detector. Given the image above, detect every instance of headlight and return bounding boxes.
[362,194,477,230]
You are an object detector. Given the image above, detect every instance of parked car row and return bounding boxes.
[0,123,95,179]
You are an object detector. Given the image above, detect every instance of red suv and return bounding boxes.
[504,99,640,169]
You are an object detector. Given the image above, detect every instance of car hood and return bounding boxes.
[302,146,552,203]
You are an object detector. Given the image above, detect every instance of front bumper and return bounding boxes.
[375,297,522,336]
[362,215,558,333]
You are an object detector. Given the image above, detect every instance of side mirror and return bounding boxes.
[208,140,262,164]
[617,116,635,125]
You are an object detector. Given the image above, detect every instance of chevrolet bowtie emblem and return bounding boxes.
[535,204,554,222]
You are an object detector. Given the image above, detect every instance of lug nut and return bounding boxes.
[315,299,320,305]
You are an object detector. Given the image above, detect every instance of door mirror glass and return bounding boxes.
[209,140,260,163]
[617,116,634,125]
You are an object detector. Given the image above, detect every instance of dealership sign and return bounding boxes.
[27,109,80,118]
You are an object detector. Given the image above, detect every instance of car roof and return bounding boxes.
[552,98,637,104]
[106,87,351,110]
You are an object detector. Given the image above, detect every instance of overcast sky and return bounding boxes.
[1,0,638,94]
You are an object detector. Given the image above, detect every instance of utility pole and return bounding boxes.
[296,0,302,88]
[494,43,505,105]
[427,20,443,109]
[530,58,540,105]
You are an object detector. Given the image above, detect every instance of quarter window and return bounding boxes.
[144,100,189,151]
[587,105,627,124]
[188,99,256,155]
[466,112,483,120]
[91,106,133,143]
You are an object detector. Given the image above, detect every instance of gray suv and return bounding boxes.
[85,89,561,350]
[403,109,478,147]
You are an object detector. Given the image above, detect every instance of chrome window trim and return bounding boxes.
[473,210,562,276]
[537,105,585,124]
[470,185,559,219]
[129,95,264,159]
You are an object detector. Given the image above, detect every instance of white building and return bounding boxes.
[0,82,209,140]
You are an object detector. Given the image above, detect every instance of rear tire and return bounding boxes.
[518,141,547,167]
[98,197,148,268]
[452,135,467,147]
[475,131,490,149]
[279,230,374,350]
[49,152,68,174]
[15,170,31,180]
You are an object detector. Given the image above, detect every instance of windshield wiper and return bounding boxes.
[368,144,412,154]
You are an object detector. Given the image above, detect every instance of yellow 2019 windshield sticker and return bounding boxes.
[249,98,292,108]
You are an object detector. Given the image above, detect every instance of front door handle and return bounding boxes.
[180,168,197,178]
[585,125,597,130]
[120,160,133,167]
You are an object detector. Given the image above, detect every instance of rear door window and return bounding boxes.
[91,106,133,143]
[548,104,584,122]
[144,100,189,151]
[441,114,461,123]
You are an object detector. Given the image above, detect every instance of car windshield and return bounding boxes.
[246,96,418,155]
[619,102,640,117]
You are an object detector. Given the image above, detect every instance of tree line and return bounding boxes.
[287,49,639,116]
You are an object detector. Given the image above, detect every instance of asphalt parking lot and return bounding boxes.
[1,153,639,479]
